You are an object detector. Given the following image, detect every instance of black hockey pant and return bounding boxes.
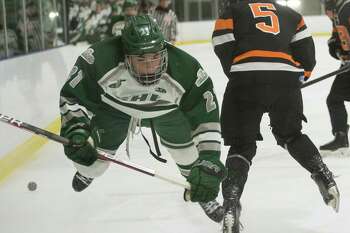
[326,69,350,133]
[220,80,324,201]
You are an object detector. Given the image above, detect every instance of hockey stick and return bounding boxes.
[301,63,350,89]
[0,113,191,199]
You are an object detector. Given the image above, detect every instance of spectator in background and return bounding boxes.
[0,15,19,60]
[69,0,93,43]
[16,0,42,52]
[42,0,59,48]
[107,0,138,37]
[109,0,125,16]
[152,0,177,44]
[17,0,57,52]
[139,0,155,14]
[88,0,111,42]
[70,0,112,44]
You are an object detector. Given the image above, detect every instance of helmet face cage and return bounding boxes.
[125,49,168,86]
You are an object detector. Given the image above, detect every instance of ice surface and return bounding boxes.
[0,37,349,233]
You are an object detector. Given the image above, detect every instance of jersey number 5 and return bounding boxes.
[249,3,280,35]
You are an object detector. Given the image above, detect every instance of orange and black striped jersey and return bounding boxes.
[328,1,350,57]
[212,0,315,80]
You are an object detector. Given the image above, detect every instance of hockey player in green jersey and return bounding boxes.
[60,15,227,223]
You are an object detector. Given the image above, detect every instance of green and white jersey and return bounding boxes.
[98,63,185,119]
[60,37,221,157]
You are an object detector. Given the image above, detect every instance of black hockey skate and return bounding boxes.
[199,200,224,223]
[319,129,349,156]
[222,200,242,233]
[72,172,94,192]
[311,166,340,212]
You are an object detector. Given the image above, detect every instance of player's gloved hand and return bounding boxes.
[187,155,227,202]
[63,128,98,166]
[328,36,342,60]
[338,52,350,65]
[299,75,306,84]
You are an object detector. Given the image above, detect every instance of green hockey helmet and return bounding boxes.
[122,15,168,85]
[122,15,165,55]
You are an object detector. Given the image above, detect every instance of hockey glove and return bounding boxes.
[63,128,98,166]
[187,155,227,202]
[328,36,342,60]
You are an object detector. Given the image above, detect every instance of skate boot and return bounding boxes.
[222,199,242,233]
[199,200,224,223]
[221,154,249,232]
[72,172,94,192]
[320,128,349,156]
[311,164,340,212]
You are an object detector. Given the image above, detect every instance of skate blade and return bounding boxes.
[222,213,242,233]
[327,186,340,213]
[222,212,234,233]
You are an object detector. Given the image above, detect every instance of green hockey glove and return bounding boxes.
[187,155,227,202]
[63,128,98,166]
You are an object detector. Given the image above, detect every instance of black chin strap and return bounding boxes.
[141,119,167,163]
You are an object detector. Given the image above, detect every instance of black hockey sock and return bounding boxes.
[286,134,326,173]
[222,154,250,201]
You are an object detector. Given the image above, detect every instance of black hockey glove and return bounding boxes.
[328,36,343,60]
[187,155,227,202]
[63,128,98,166]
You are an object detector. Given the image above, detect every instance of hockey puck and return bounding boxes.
[27,181,37,191]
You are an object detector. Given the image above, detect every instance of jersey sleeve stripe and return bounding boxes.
[60,102,94,119]
[197,141,221,152]
[230,62,304,73]
[192,132,221,145]
[212,33,236,46]
[160,138,194,149]
[214,18,234,31]
[233,50,300,66]
[166,146,199,166]
[192,123,221,136]
[291,28,311,43]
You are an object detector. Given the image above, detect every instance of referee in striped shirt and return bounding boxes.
[152,0,178,44]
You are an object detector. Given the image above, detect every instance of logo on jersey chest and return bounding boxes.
[108,80,126,89]
[155,87,167,93]
[121,93,160,102]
